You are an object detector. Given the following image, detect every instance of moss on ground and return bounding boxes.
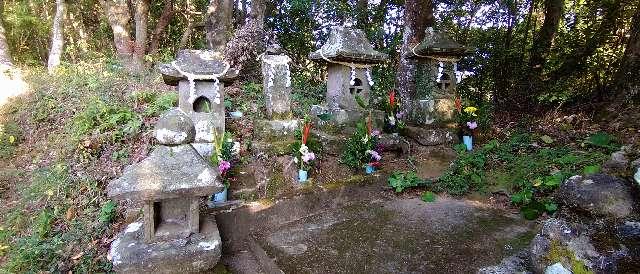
[546,240,594,274]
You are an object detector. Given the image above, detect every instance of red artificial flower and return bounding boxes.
[369,161,381,167]
[302,122,312,144]
[455,97,462,113]
[389,89,396,109]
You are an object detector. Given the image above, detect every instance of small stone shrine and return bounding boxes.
[158,49,237,157]
[254,41,299,139]
[407,27,468,126]
[309,24,388,127]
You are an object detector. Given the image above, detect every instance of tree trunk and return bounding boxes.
[614,7,640,99]
[224,0,266,78]
[355,0,368,30]
[529,0,563,76]
[101,0,135,68]
[396,0,434,108]
[205,0,234,53]
[48,0,65,73]
[148,0,174,54]
[0,0,13,66]
[134,0,149,63]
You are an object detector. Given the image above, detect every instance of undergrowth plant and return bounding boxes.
[434,132,611,219]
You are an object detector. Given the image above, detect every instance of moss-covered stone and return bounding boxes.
[545,240,594,274]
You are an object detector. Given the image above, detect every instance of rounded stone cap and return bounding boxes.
[155,108,196,145]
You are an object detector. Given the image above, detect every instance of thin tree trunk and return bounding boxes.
[101,0,135,68]
[529,0,563,76]
[396,0,434,109]
[0,0,13,66]
[48,0,65,73]
[355,0,368,30]
[205,0,234,53]
[134,0,149,62]
[148,0,174,54]
[224,0,266,75]
[614,7,640,99]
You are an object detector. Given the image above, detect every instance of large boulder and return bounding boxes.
[555,174,636,219]
[529,218,625,273]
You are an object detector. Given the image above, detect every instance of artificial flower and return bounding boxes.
[299,144,309,154]
[389,89,396,108]
[361,136,369,144]
[302,152,315,163]
[455,97,462,113]
[231,141,241,155]
[302,122,312,144]
[218,160,231,174]
[366,150,382,161]
[371,130,381,136]
[467,121,478,130]
[396,111,405,119]
[388,116,396,125]
[464,106,478,116]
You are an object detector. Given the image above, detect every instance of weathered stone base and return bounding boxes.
[310,105,384,133]
[109,216,222,274]
[253,119,299,141]
[407,98,456,127]
[404,125,455,146]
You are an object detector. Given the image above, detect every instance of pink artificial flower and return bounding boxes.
[396,111,405,119]
[218,160,231,174]
[371,130,381,137]
[467,121,478,130]
[302,152,315,163]
[367,150,382,161]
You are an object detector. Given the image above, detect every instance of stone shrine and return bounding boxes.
[254,42,299,139]
[309,25,388,127]
[158,49,238,157]
[407,27,468,126]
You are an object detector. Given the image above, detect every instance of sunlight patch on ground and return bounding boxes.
[0,65,29,109]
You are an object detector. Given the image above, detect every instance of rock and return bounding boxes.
[529,218,627,274]
[617,221,640,241]
[603,150,629,173]
[404,126,455,146]
[378,134,410,154]
[107,144,223,201]
[544,263,571,274]
[555,174,636,219]
[109,218,222,273]
[477,251,531,274]
[253,119,299,141]
[154,108,195,145]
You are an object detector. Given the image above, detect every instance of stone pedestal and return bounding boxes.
[257,53,298,140]
[109,218,222,274]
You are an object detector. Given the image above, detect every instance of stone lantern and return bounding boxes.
[408,27,468,126]
[309,25,388,126]
[158,49,238,157]
[107,108,224,273]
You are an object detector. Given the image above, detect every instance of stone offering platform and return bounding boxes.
[211,176,539,273]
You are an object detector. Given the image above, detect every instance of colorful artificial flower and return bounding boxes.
[463,106,478,116]
[389,89,396,109]
[218,160,231,174]
[302,122,312,144]
[371,130,381,136]
[299,144,309,155]
[302,152,315,163]
[366,150,382,161]
[455,97,462,113]
[467,121,478,130]
[396,111,405,119]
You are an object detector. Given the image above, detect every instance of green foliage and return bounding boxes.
[290,74,325,117]
[71,99,142,142]
[388,171,424,192]
[421,191,437,203]
[99,200,117,224]
[585,132,619,151]
[0,122,21,159]
[340,121,378,169]
[435,133,609,219]
[139,92,178,117]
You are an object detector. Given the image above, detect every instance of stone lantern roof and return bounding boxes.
[158,49,239,86]
[107,144,223,201]
[309,26,388,64]
[409,28,468,58]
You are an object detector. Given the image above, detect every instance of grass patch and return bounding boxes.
[433,133,610,219]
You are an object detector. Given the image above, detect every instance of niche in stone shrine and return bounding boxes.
[349,78,363,95]
[439,73,452,91]
[193,96,212,113]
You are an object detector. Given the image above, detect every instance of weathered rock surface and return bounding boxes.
[158,49,238,86]
[154,108,195,145]
[107,144,223,201]
[253,119,299,141]
[529,218,628,273]
[309,25,388,64]
[404,126,455,146]
[555,174,636,219]
[617,221,640,241]
[109,218,222,273]
[477,251,531,274]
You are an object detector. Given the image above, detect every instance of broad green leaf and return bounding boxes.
[541,135,554,144]
[421,191,436,202]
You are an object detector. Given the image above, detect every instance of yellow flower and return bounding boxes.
[8,135,15,144]
[464,106,478,116]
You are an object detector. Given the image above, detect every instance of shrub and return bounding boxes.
[71,98,142,142]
